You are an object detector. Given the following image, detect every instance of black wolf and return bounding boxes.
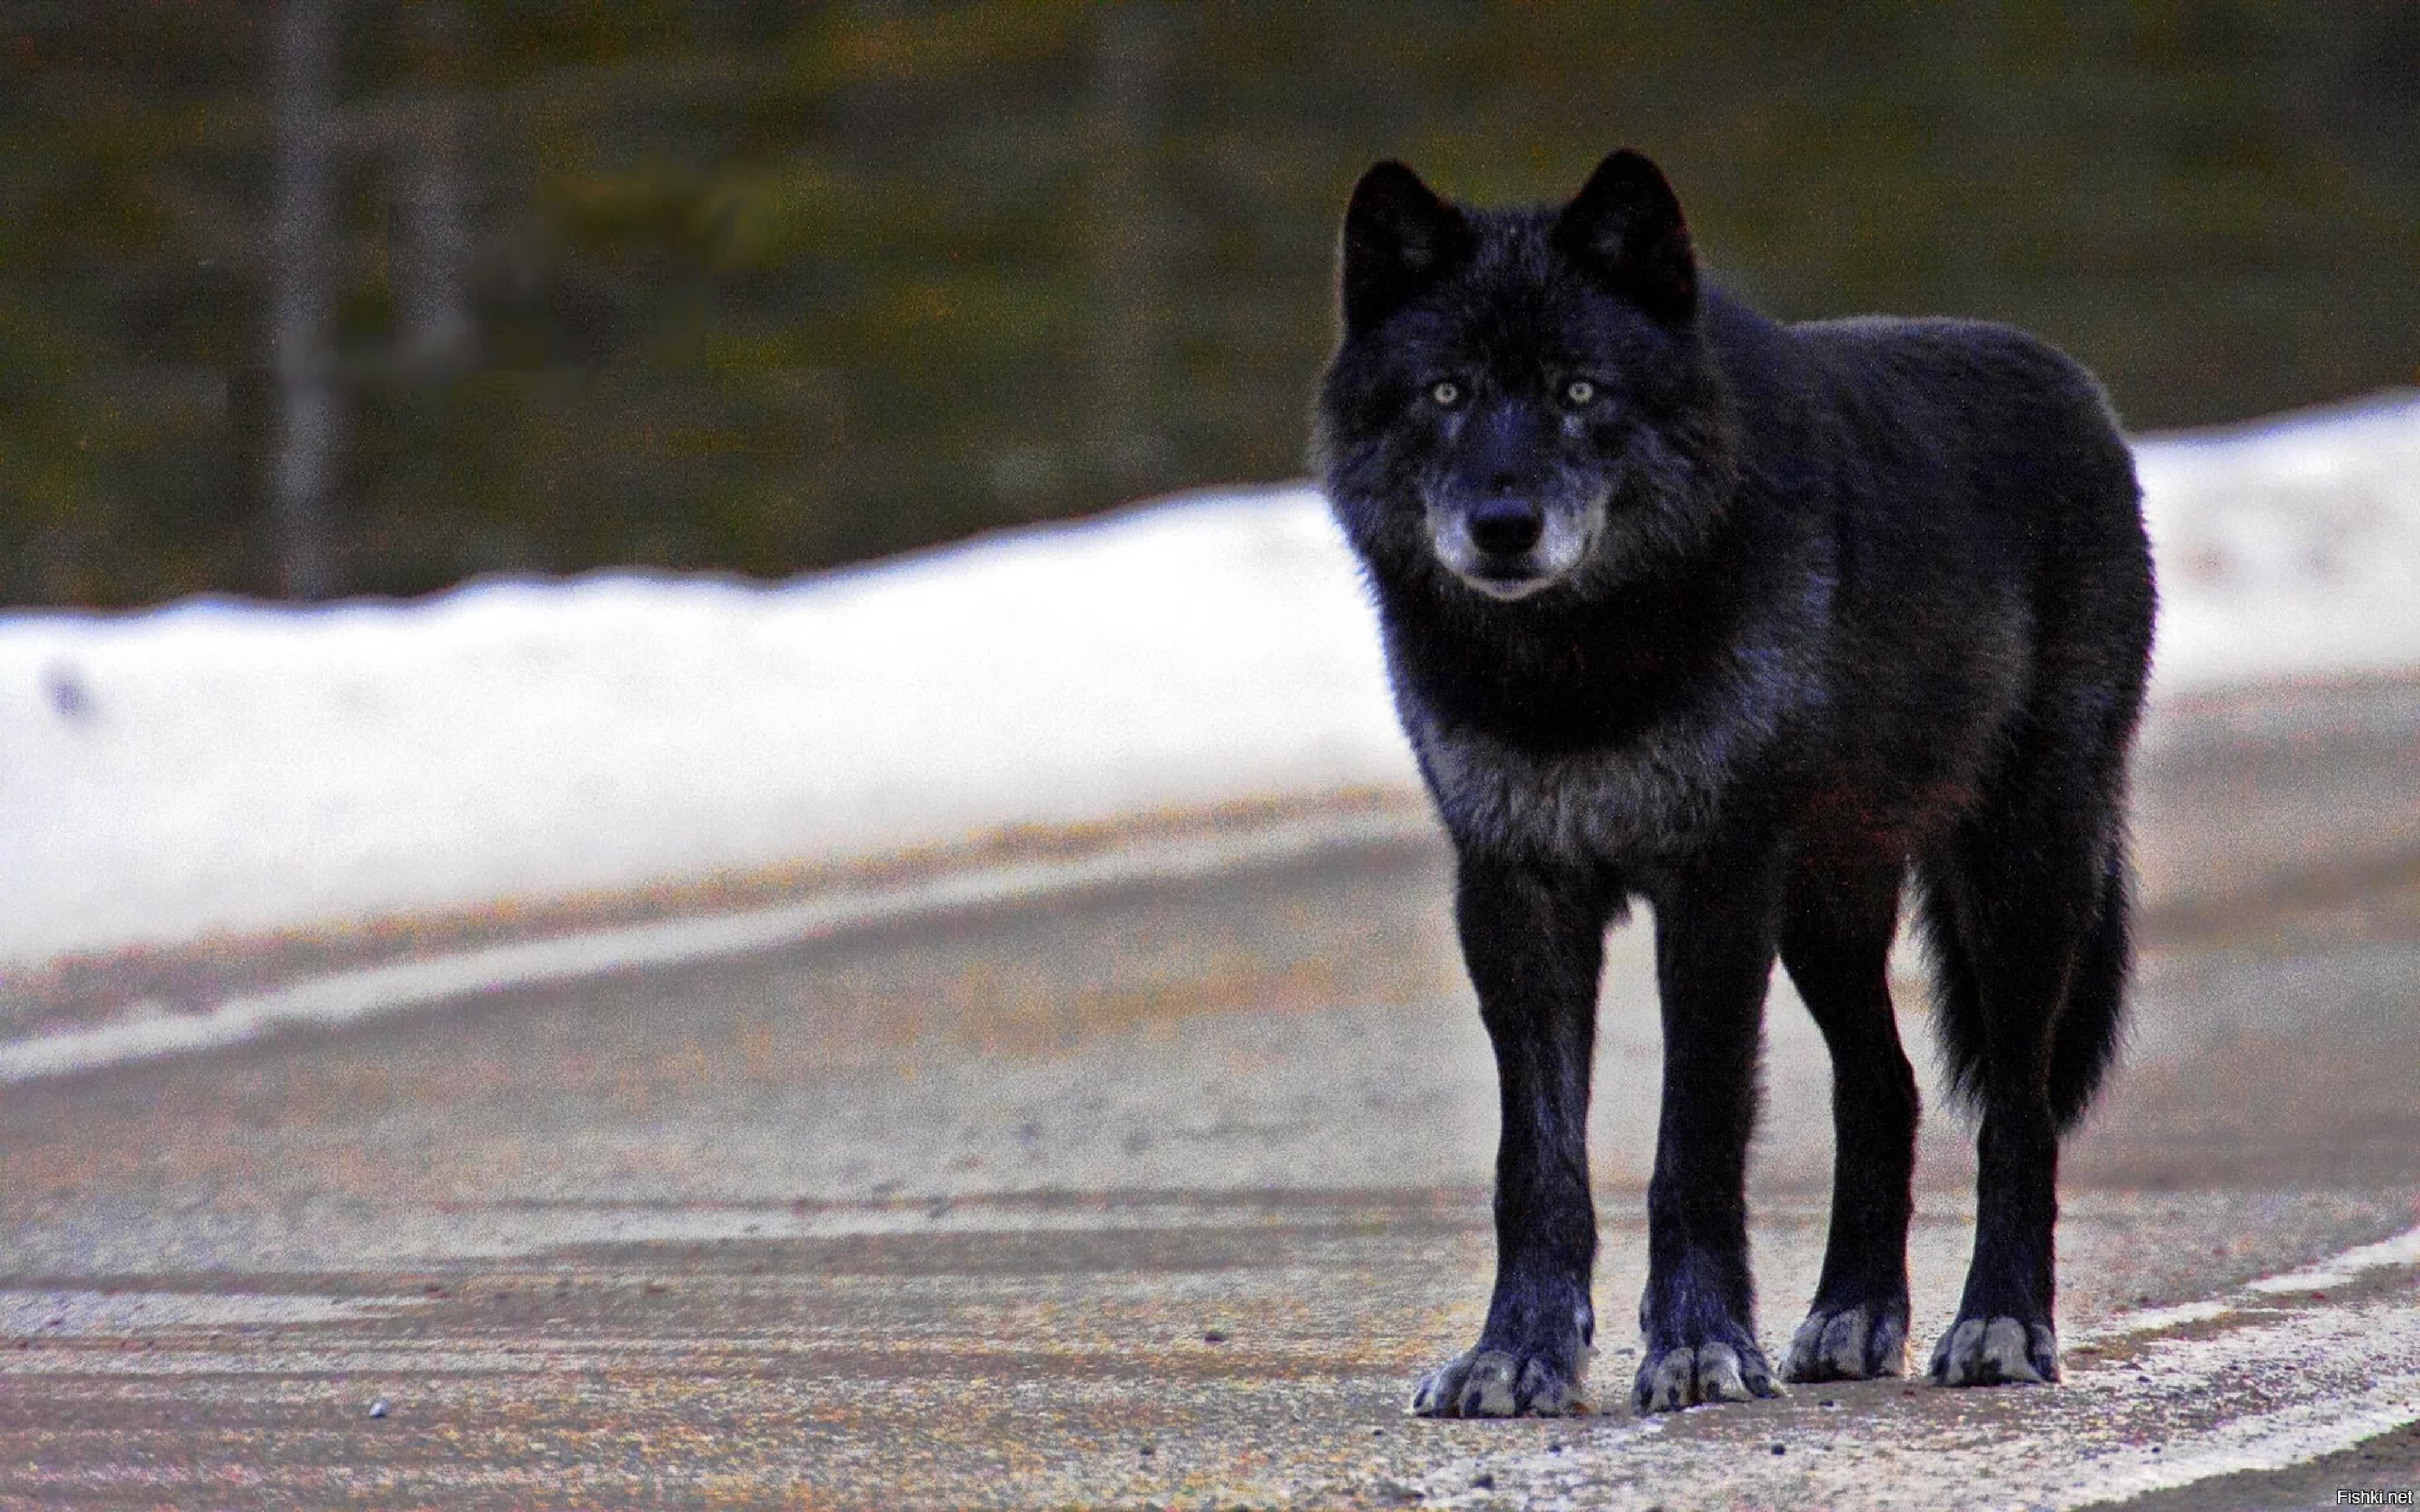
[1312,150,2155,1417]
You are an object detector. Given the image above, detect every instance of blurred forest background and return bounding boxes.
[3,1,2415,606]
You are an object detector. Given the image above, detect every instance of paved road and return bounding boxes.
[2,680,2416,1508]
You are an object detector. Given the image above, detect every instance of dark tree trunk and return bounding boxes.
[268,0,342,599]
[395,0,473,370]
[1085,1,1170,504]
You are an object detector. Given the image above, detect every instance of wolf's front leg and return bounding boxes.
[1633,863,1785,1413]
[1411,857,1614,1419]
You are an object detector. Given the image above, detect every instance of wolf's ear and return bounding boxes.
[1340,161,1473,336]
[1554,149,1696,325]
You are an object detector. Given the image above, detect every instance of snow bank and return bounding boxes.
[4,395,2416,969]
[1,490,1409,967]
[2139,392,2420,690]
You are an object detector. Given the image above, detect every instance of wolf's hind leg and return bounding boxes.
[1778,862,1917,1383]
[1921,789,2129,1388]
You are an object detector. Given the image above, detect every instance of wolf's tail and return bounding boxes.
[2045,852,2132,1131]
[1921,846,2133,1135]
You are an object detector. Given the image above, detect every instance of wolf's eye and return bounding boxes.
[1429,380,1463,408]
[1562,379,1596,408]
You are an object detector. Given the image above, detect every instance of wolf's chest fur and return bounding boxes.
[1402,634,1820,866]
[1414,714,1731,863]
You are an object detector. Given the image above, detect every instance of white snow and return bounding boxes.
[0,488,1409,969]
[3,393,2416,973]
[2136,392,2420,689]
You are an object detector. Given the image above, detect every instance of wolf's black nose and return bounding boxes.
[1469,498,1544,556]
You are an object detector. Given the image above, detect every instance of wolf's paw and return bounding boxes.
[1783,1300,1909,1383]
[1410,1345,1591,1418]
[1632,1339,1780,1413]
[1928,1315,2060,1386]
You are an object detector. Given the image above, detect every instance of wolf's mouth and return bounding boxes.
[1459,563,1560,601]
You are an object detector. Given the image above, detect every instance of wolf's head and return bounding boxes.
[1313,151,1737,608]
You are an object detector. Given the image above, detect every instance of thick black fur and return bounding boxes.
[1311,151,2155,1418]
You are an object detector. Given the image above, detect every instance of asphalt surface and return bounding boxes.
[2,678,2417,1509]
